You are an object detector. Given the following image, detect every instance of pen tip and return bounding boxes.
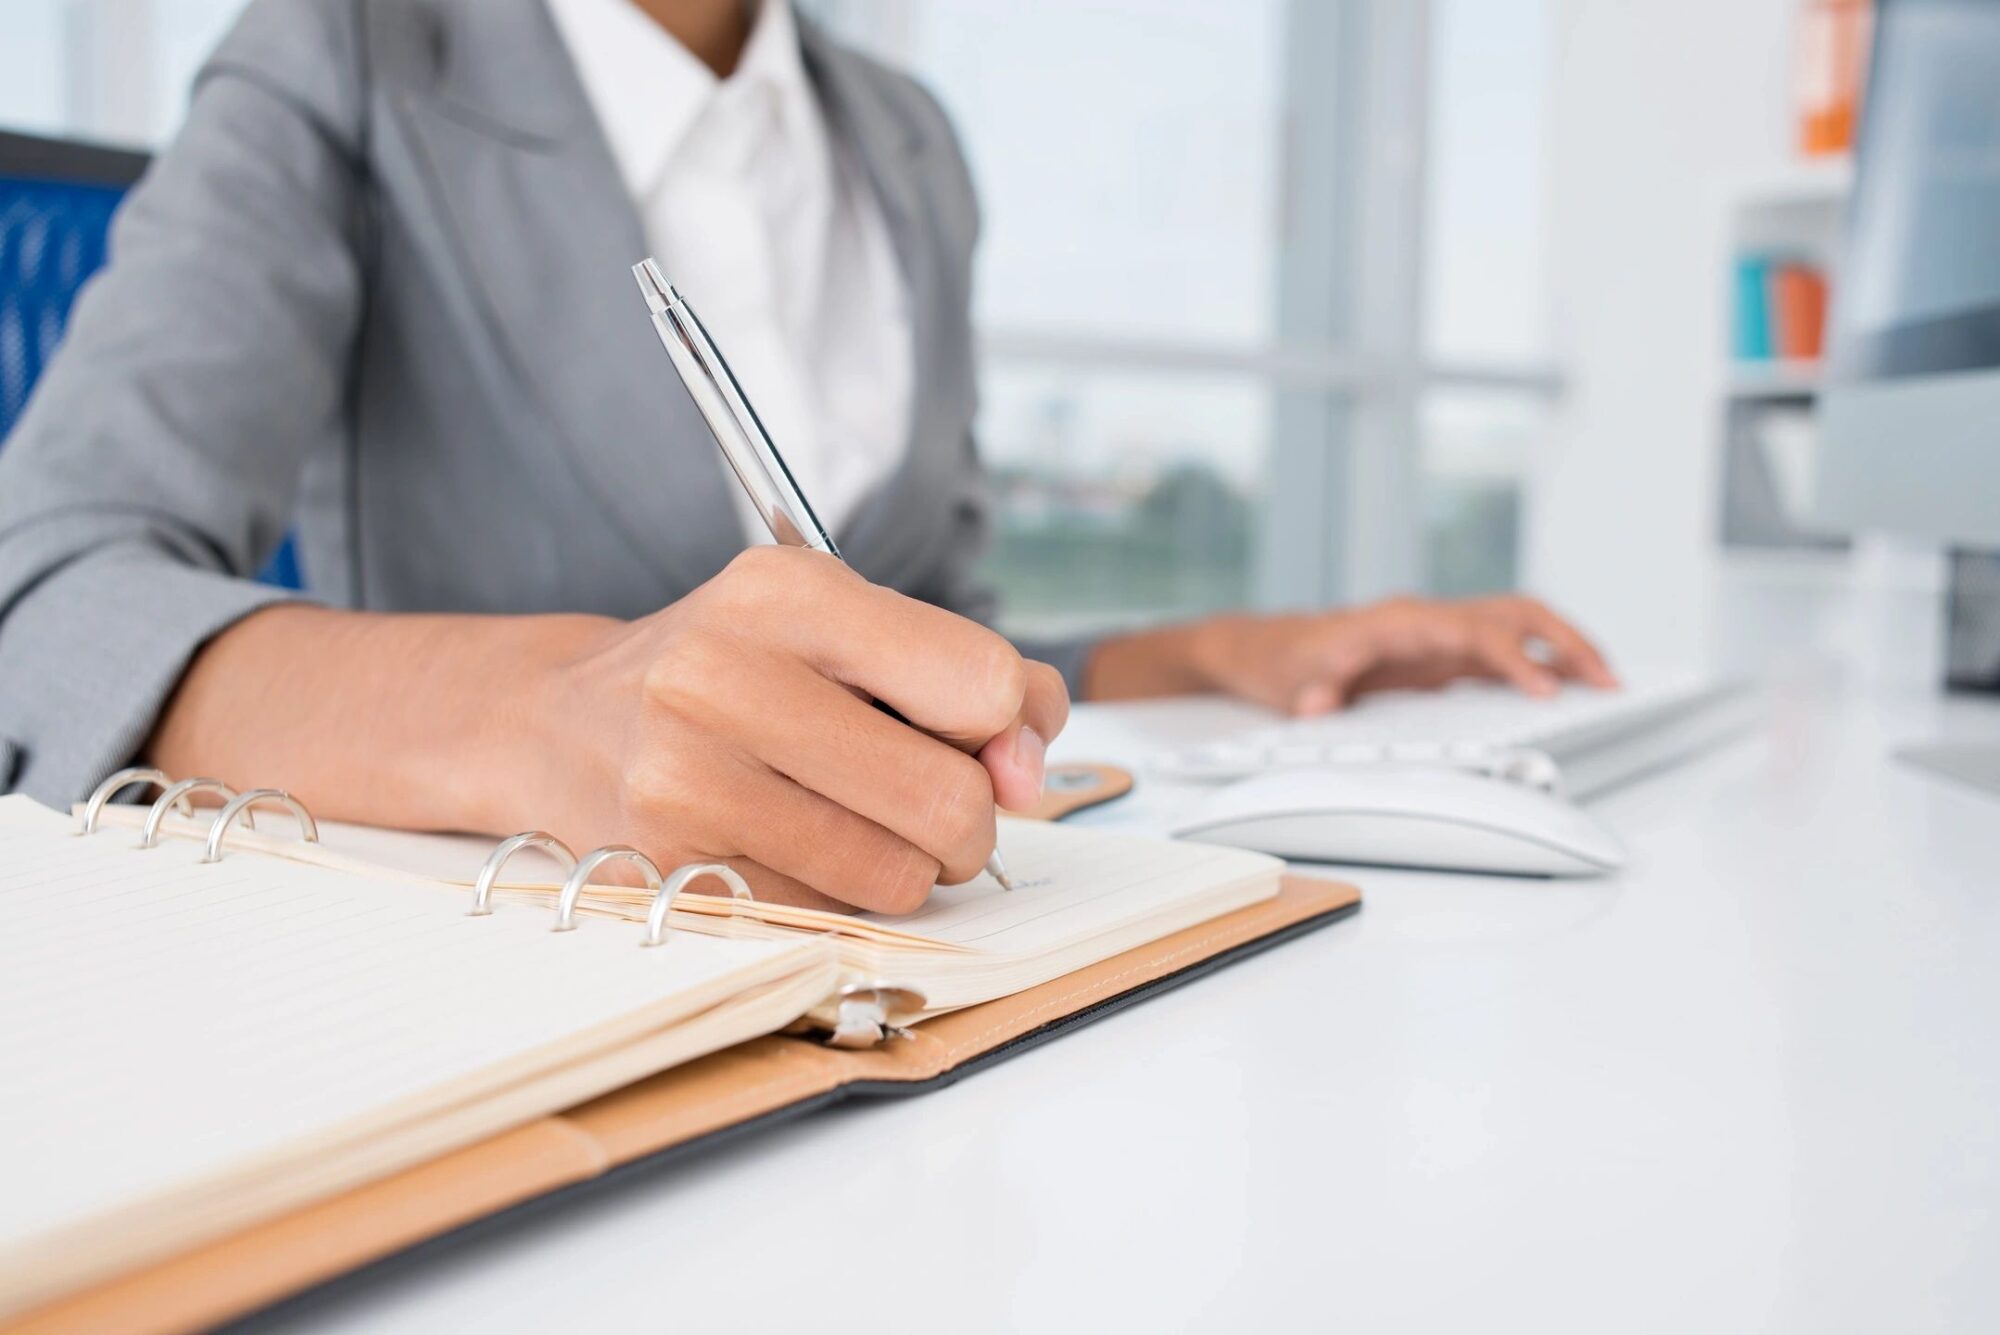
[631,258,672,314]
[987,850,1014,892]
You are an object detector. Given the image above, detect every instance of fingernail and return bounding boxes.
[1293,683,1337,716]
[1019,726,1046,798]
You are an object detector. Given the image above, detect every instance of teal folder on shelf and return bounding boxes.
[1734,256,1774,360]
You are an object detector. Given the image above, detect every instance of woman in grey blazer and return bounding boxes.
[0,0,1610,911]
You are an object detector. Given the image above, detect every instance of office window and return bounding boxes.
[1418,0,1556,595]
[1425,0,1551,366]
[0,1,249,148]
[1419,391,1544,597]
[812,0,1288,632]
[819,0,1563,628]
[8,0,1565,624]
[0,7,68,139]
[827,0,1285,344]
[980,368,1268,634]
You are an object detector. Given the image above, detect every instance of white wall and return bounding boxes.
[1531,0,1798,670]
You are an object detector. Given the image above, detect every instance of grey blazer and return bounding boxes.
[0,0,1082,806]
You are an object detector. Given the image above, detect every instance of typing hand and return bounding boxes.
[517,547,1068,913]
[1088,594,1616,716]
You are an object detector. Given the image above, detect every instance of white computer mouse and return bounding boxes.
[1169,764,1626,877]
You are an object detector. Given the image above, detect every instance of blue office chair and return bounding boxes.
[0,128,303,589]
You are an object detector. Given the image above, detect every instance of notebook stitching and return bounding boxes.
[935,915,1277,1064]
[545,1113,616,1177]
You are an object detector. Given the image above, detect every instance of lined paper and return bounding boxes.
[91,808,1283,960]
[860,818,1282,955]
[0,797,806,1268]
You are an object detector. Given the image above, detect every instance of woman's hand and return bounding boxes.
[1085,594,1616,715]
[515,547,1068,912]
[151,547,1067,916]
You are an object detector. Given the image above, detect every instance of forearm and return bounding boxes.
[1082,619,1229,701]
[146,605,612,836]
[134,549,1069,914]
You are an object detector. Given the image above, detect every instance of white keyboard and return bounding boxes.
[1151,677,1757,801]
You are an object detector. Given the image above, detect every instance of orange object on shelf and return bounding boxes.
[1797,0,1873,156]
[1773,263,1830,361]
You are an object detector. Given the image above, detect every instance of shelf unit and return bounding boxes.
[1726,358,1823,400]
[1716,154,1850,552]
[1733,155,1854,210]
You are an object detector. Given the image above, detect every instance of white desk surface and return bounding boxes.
[269,673,2000,1334]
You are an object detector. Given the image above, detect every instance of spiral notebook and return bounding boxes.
[1,770,1283,1322]
[87,794,1283,1027]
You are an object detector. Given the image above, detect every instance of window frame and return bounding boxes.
[49,0,1568,610]
[932,0,1565,608]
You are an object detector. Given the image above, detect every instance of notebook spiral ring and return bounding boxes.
[79,768,191,835]
[473,835,755,943]
[647,863,751,947]
[827,979,927,1049]
[140,779,255,849]
[555,846,658,934]
[471,832,578,917]
[202,789,319,864]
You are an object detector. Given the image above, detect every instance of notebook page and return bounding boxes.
[858,818,1282,956]
[76,807,536,887]
[84,808,1281,958]
[0,797,810,1270]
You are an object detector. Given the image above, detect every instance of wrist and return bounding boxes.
[431,613,621,837]
[1084,618,1228,701]
[1172,614,1245,693]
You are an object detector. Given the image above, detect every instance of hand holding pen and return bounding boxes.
[632,259,1064,898]
[500,546,1063,914]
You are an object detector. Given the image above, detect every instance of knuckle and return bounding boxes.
[715,548,774,602]
[624,750,695,819]
[719,546,825,607]
[927,756,996,855]
[870,845,941,915]
[961,635,1027,735]
[1322,643,1371,679]
[641,633,734,715]
[1027,661,1071,728]
[716,548,782,609]
[724,544,787,580]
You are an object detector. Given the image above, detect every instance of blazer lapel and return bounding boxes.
[393,0,744,594]
[796,18,967,587]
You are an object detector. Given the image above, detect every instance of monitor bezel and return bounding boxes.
[1826,0,2000,385]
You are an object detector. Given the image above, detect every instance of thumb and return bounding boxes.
[977,661,1069,811]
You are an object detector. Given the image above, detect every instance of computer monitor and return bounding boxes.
[1815,0,2000,546]
[1812,0,2000,795]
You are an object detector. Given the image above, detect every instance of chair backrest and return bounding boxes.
[0,130,146,440]
[0,128,303,589]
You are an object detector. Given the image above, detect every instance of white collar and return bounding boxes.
[546,0,816,198]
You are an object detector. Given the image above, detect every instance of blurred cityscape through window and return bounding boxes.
[979,367,1268,635]
[2,0,1561,633]
[822,0,1559,632]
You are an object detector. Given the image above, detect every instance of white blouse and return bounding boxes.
[546,0,914,541]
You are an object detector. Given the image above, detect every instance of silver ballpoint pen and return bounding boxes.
[632,258,1016,892]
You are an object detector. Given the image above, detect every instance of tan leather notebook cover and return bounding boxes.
[9,874,1358,1334]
